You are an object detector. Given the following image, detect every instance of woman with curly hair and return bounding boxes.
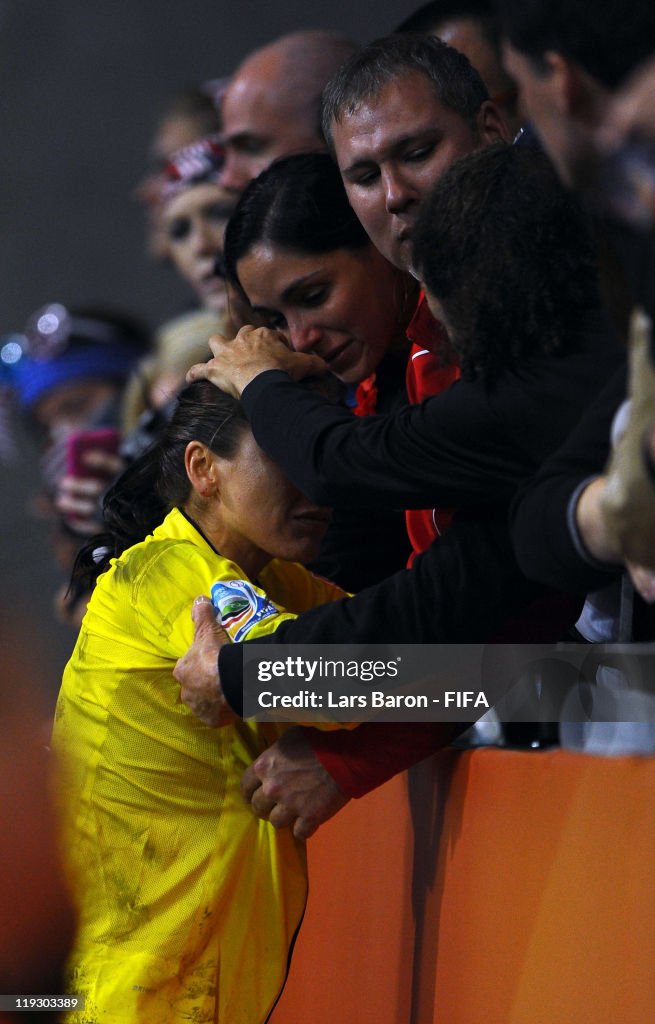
[412,140,600,381]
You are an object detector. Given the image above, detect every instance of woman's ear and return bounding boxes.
[185,441,219,498]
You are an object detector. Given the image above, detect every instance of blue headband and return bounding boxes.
[2,304,145,410]
[11,341,140,409]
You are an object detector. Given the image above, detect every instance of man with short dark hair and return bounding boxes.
[500,0,655,191]
[320,33,510,560]
[499,0,655,594]
[322,33,508,272]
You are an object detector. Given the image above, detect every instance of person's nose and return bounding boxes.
[383,167,415,214]
[184,224,213,266]
[218,151,250,195]
[191,220,217,256]
[288,319,325,354]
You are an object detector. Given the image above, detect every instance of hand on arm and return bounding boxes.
[186,324,327,398]
[241,726,350,840]
[576,475,655,602]
[173,596,238,727]
[599,311,655,575]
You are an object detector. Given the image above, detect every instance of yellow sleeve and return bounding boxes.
[250,560,356,732]
[130,542,354,731]
[130,541,297,659]
[259,560,350,615]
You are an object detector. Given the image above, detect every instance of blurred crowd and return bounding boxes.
[3,0,655,1017]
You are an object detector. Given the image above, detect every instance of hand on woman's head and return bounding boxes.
[186,324,328,397]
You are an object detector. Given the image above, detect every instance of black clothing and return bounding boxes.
[241,311,623,514]
[308,350,411,591]
[218,311,622,714]
[603,217,655,326]
[510,220,655,598]
[510,367,627,595]
[219,511,542,716]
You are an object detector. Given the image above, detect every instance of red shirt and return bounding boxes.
[405,293,460,563]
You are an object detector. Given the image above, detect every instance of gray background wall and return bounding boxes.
[0,0,409,699]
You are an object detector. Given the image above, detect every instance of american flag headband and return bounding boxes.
[158,134,225,204]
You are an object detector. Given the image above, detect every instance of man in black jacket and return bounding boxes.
[500,0,655,591]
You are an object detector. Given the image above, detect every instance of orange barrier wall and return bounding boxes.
[270,748,655,1024]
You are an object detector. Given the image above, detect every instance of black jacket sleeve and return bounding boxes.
[219,511,543,716]
[509,367,627,594]
[241,324,623,511]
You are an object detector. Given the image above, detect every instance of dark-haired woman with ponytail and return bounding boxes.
[51,380,346,1024]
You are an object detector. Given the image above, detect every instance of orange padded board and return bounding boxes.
[271,748,655,1024]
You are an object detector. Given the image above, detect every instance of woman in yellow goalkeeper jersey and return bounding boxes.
[52,379,346,1024]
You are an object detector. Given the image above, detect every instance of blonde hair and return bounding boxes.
[121,308,225,433]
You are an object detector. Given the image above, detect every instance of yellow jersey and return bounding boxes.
[53,507,346,1023]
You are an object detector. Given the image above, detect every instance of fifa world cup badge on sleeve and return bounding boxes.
[211,579,279,641]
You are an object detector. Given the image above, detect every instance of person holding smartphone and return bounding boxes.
[9,304,148,625]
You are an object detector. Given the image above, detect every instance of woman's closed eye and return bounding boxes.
[298,286,328,309]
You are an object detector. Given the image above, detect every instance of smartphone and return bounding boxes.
[65,428,121,480]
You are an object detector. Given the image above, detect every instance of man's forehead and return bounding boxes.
[340,70,436,116]
[222,74,302,145]
[221,100,279,148]
[222,82,261,125]
[332,76,460,164]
